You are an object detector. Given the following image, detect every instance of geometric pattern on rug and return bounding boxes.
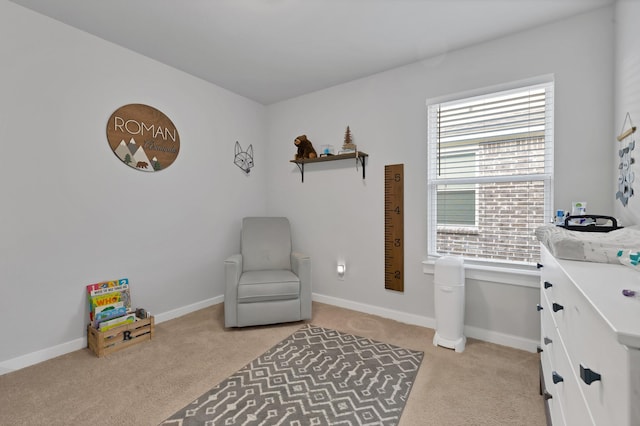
[160,324,424,426]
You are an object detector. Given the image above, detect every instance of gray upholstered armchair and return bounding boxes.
[224,217,312,327]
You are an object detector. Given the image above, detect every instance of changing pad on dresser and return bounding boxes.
[535,224,640,263]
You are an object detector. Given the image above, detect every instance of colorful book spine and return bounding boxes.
[94,301,124,316]
[86,278,128,295]
[93,305,128,328]
[99,313,137,332]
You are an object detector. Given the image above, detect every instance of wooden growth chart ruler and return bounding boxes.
[384,164,404,292]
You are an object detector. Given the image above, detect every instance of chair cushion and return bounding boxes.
[241,217,292,271]
[238,270,300,303]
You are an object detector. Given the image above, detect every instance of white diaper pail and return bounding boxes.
[433,256,466,353]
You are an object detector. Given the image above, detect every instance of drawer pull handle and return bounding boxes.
[580,364,601,385]
[552,371,564,384]
[543,337,552,345]
[544,281,553,289]
[543,390,553,400]
[536,304,544,312]
[537,263,544,269]
[537,345,543,353]
[552,302,564,312]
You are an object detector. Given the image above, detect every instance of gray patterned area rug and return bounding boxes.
[160,324,424,426]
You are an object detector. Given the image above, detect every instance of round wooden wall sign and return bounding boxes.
[106,104,180,172]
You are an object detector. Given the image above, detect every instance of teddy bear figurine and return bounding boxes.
[294,134,317,160]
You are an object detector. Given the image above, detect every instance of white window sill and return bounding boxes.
[437,225,479,235]
[422,257,540,288]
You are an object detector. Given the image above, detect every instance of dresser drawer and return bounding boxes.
[558,280,631,426]
[540,345,566,426]
[540,248,565,309]
[631,348,640,424]
[540,291,561,367]
[547,338,595,426]
[540,302,594,426]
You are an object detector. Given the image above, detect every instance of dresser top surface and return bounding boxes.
[555,255,640,348]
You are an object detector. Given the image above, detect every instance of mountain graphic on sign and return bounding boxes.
[115,138,135,165]
[151,157,162,171]
[132,145,153,171]
[114,138,154,171]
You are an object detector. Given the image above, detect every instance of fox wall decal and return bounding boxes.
[234,141,254,174]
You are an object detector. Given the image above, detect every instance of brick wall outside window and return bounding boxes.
[436,137,546,264]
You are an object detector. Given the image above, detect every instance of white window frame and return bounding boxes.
[426,76,554,266]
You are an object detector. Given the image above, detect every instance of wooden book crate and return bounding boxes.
[87,316,154,357]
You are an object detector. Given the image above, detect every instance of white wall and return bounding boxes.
[0,1,267,367]
[0,2,619,370]
[614,0,640,225]
[266,6,614,347]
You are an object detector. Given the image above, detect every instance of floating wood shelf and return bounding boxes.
[290,151,368,182]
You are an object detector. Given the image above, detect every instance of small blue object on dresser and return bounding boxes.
[617,249,640,270]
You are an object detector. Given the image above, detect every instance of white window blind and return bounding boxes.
[427,81,554,264]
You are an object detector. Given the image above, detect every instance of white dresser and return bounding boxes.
[538,245,640,426]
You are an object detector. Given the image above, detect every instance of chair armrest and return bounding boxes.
[291,252,312,320]
[224,254,243,327]
[291,251,309,275]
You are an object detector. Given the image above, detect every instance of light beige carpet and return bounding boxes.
[0,302,545,425]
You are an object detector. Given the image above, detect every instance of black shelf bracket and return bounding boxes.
[357,154,366,180]
[294,162,305,183]
[291,152,368,183]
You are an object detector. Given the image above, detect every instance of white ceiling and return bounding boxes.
[11,0,613,105]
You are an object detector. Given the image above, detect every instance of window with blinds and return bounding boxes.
[427,81,554,264]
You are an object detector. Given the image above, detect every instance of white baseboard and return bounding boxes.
[312,293,538,353]
[0,293,538,376]
[0,337,87,376]
[463,325,539,353]
[0,296,223,376]
[312,293,437,329]
[153,296,223,324]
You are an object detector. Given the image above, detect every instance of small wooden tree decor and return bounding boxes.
[342,126,356,152]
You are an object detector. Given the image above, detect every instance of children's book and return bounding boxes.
[86,278,130,322]
[86,278,128,295]
[93,304,127,328]
[99,313,137,332]
[90,285,130,308]
[94,301,124,316]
